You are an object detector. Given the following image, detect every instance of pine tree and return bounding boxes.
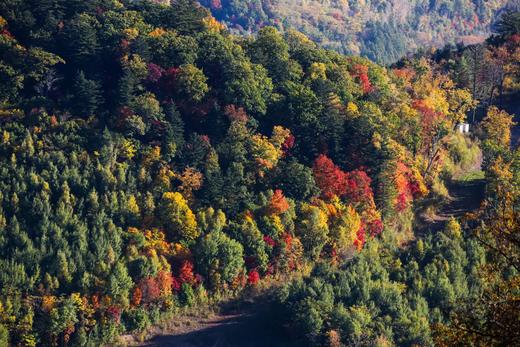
[71,71,102,117]
[163,102,185,160]
[60,13,100,70]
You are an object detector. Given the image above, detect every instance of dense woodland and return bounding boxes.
[0,0,519,346]
[199,0,519,64]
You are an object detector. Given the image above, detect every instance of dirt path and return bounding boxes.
[440,180,485,218]
[419,179,486,233]
[136,296,301,347]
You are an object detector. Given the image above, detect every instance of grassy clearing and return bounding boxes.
[442,133,483,181]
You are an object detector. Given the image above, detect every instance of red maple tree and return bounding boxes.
[352,64,373,94]
[313,154,348,199]
[247,269,260,285]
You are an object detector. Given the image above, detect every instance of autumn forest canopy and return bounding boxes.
[0,0,519,346]
[200,0,519,64]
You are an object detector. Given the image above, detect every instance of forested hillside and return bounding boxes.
[0,0,519,346]
[199,0,517,64]
[408,12,520,120]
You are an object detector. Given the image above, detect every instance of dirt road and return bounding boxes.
[420,179,486,234]
[138,297,301,347]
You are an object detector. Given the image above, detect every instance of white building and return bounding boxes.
[458,123,470,134]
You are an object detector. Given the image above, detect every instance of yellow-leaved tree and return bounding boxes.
[296,202,329,260]
[481,106,515,149]
[481,106,515,169]
[159,192,199,243]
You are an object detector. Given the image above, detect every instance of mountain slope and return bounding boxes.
[0,0,519,346]
[200,0,514,64]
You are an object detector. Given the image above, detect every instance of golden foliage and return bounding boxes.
[346,101,359,117]
[482,106,515,149]
[178,167,203,200]
[155,166,175,191]
[127,195,140,216]
[120,139,136,160]
[142,146,162,167]
[41,296,56,313]
[270,126,291,148]
[160,192,199,242]
[148,27,166,38]
[309,62,327,80]
[203,16,225,33]
[123,27,139,40]
[250,134,281,171]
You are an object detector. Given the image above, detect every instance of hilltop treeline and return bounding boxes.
[200,0,514,64]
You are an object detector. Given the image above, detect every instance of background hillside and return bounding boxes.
[200,0,518,64]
